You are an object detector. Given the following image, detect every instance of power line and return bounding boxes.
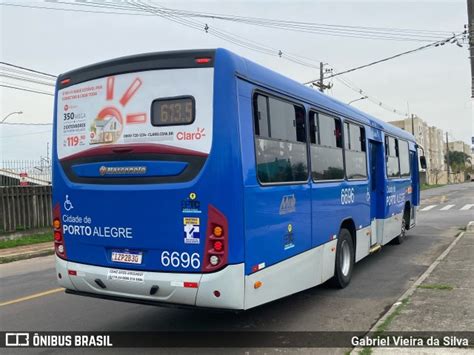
[328,33,465,79]
[1,0,464,77]
[0,66,57,81]
[0,0,465,116]
[0,2,150,16]
[127,0,325,68]
[304,32,465,84]
[51,1,467,75]
[0,73,56,87]
[159,7,452,42]
[0,83,54,96]
[1,122,53,126]
[0,61,56,78]
[0,2,456,42]
[334,76,409,117]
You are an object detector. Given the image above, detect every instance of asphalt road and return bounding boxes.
[1,183,473,347]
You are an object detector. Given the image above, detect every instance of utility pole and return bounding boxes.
[468,0,474,97]
[311,62,332,92]
[411,114,415,135]
[446,132,450,184]
[319,62,324,93]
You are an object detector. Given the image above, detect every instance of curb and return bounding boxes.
[0,248,54,264]
[351,224,470,354]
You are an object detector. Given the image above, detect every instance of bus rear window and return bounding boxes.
[151,96,195,126]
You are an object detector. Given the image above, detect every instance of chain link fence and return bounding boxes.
[0,160,51,187]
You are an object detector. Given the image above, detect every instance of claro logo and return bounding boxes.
[177,127,206,141]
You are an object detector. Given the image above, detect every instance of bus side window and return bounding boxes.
[399,140,410,177]
[253,93,308,184]
[254,94,269,137]
[385,136,400,178]
[345,122,368,180]
[310,112,344,181]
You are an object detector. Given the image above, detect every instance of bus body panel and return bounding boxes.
[57,256,246,309]
[54,48,420,310]
[54,68,217,273]
[53,52,246,275]
[236,78,312,276]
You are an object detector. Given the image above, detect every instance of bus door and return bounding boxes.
[409,149,419,226]
[368,139,384,245]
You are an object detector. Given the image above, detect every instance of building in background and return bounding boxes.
[447,140,473,182]
[389,116,447,184]
[448,140,471,156]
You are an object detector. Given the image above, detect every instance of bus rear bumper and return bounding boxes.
[55,256,245,310]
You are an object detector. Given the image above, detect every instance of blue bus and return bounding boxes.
[53,49,424,310]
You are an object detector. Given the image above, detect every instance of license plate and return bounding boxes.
[111,250,142,264]
[107,269,144,283]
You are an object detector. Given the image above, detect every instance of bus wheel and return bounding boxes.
[392,214,407,245]
[331,228,354,289]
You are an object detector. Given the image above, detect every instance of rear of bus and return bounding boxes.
[53,49,246,309]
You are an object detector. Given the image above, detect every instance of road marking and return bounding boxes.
[420,205,437,211]
[460,204,474,211]
[440,204,455,211]
[0,288,63,307]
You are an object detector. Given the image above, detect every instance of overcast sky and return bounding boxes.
[0,0,472,161]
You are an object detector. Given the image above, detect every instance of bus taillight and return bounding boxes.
[53,203,66,259]
[54,231,62,241]
[213,240,223,251]
[195,57,211,64]
[202,205,228,272]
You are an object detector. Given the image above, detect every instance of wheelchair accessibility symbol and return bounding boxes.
[64,195,74,211]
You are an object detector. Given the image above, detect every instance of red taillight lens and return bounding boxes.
[53,203,66,259]
[213,240,223,251]
[202,205,228,272]
[54,231,62,241]
[195,57,211,64]
[60,78,71,85]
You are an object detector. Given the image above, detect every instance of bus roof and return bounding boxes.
[216,48,416,143]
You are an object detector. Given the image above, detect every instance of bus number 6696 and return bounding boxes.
[341,188,355,205]
[161,251,200,269]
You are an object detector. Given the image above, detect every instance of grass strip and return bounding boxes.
[374,298,409,336]
[0,232,52,249]
[357,298,410,354]
[421,184,445,191]
[417,284,453,291]
[0,249,54,264]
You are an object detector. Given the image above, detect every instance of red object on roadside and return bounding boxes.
[19,172,28,186]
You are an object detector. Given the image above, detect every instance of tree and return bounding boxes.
[430,168,443,185]
[445,151,471,173]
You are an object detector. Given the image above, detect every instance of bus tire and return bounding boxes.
[392,213,408,245]
[331,228,354,289]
